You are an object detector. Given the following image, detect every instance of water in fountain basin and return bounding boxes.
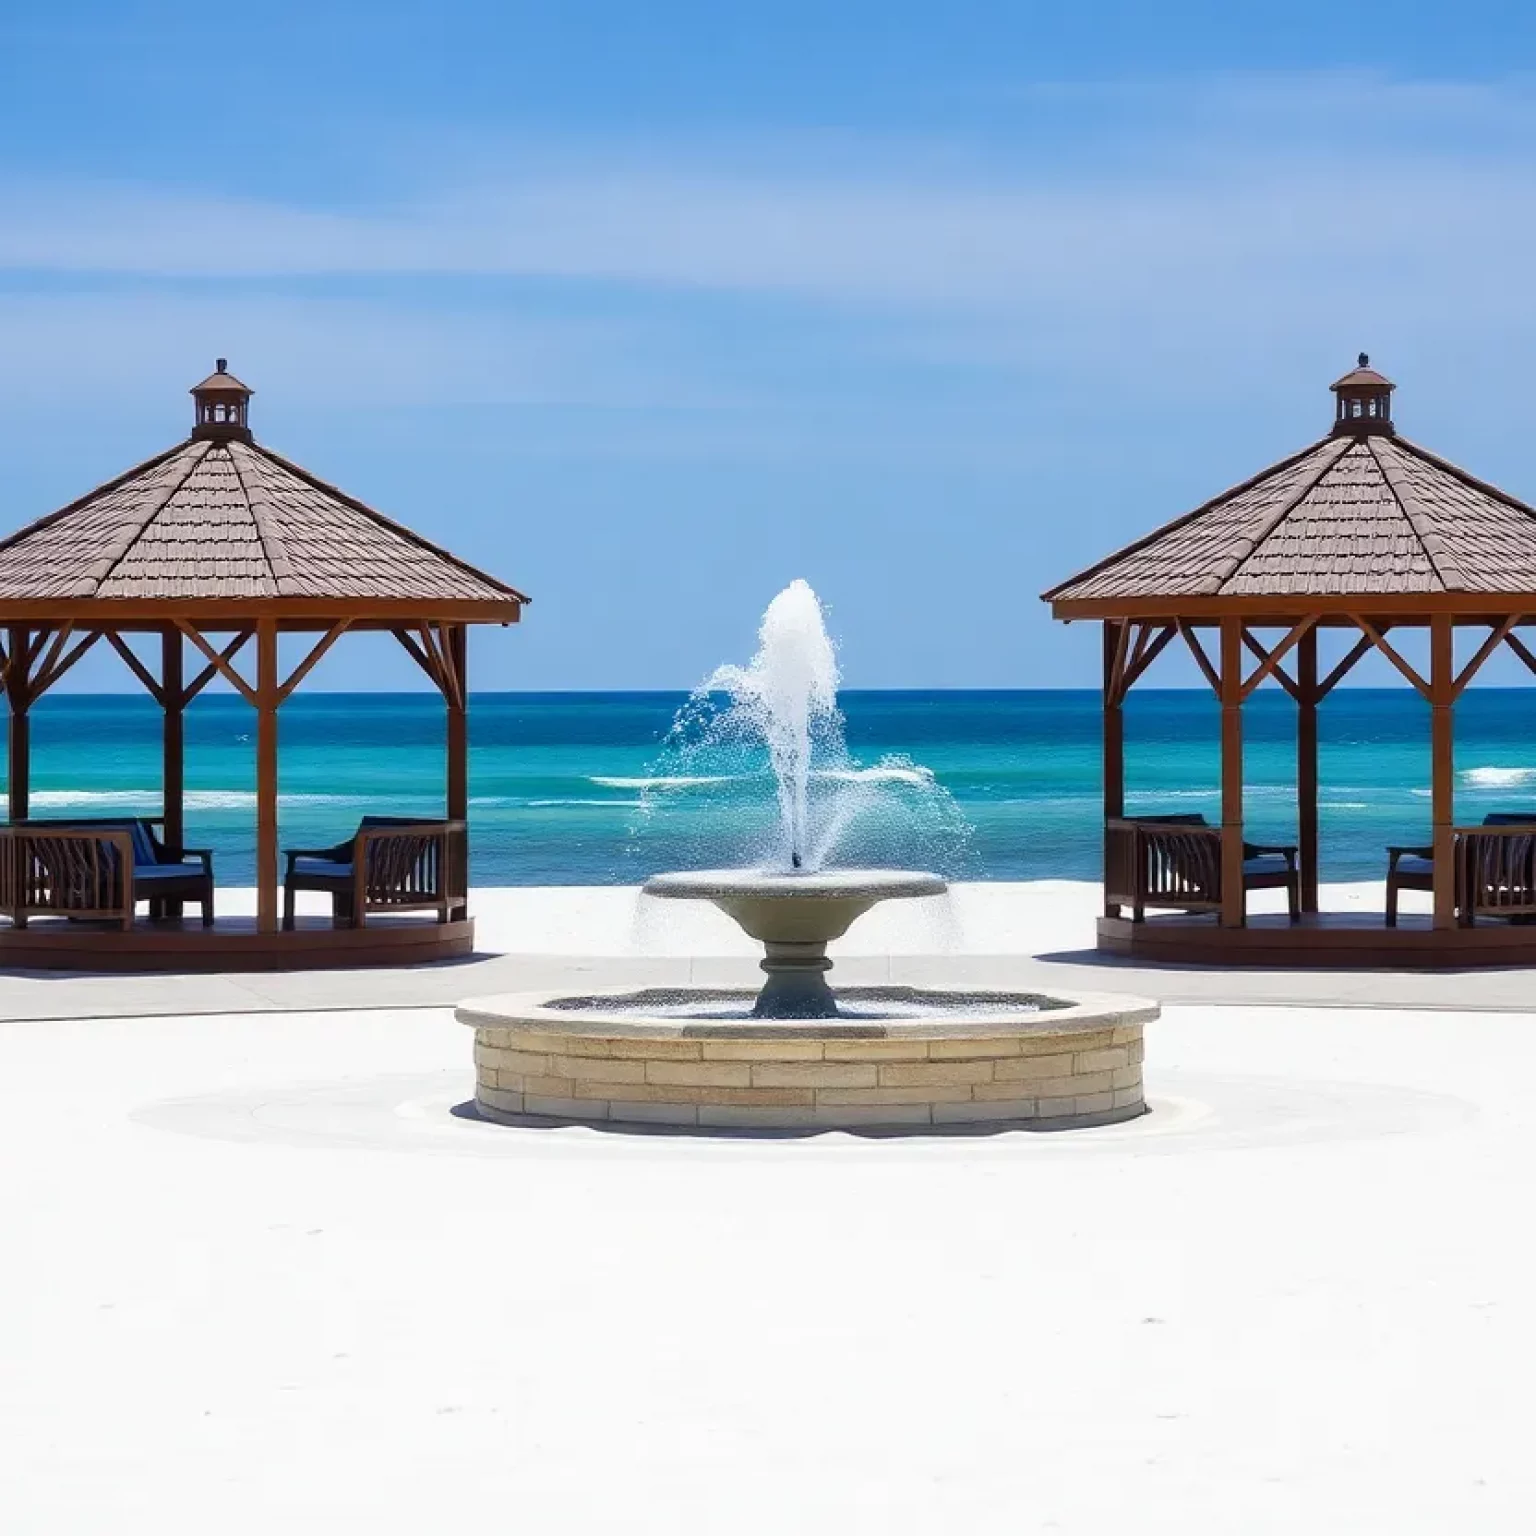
[633,581,974,877]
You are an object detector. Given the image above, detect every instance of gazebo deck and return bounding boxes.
[0,912,474,972]
[1098,909,1536,969]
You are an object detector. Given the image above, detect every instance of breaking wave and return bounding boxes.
[1461,766,1536,788]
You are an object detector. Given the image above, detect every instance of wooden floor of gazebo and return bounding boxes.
[1098,910,1536,969]
[0,913,475,972]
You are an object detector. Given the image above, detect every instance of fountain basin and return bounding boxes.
[457,987,1159,1132]
[642,868,948,1018]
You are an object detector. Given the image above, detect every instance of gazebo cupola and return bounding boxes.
[189,358,254,443]
[1329,352,1395,437]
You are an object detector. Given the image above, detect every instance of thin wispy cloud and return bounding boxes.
[4,72,1535,432]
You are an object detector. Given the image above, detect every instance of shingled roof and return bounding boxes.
[0,363,526,616]
[1044,361,1536,615]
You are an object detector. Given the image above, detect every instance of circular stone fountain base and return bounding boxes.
[457,988,1159,1132]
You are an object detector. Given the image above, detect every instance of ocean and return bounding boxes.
[7,689,1536,885]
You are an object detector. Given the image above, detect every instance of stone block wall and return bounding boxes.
[471,1023,1146,1131]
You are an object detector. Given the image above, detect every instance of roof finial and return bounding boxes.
[216,357,228,373]
[1359,351,1370,368]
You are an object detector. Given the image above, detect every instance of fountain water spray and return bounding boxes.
[645,579,970,878]
[702,579,839,872]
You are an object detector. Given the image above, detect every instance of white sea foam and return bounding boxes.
[1461,766,1536,788]
[816,765,934,788]
[590,774,731,790]
[526,798,645,810]
[0,790,359,811]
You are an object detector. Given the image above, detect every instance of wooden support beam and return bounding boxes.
[1118,623,1176,700]
[1315,630,1381,700]
[22,628,49,675]
[27,624,75,699]
[5,625,30,821]
[30,629,101,699]
[1350,616,1430,699]
[446,623,469,916]
[1177,620,1222,698]
[392,627,442,689]
[184,630,253,703]
[1296,626,1320,914]
[255,622,279,934]
[1430,615,1456,931]
[278,620,350,704]
[104,632,166,706]
[1219,617,1245,929]
[162,627,185,862]
[1239,618,1314,703]
[1240,629,1301,702]
[1103,621,1126,919]
[176,621,258,707]
[1106,618,1133,710]
[432,623,465,711]
[1453,616,1522,699]
[1504,630,1536,679]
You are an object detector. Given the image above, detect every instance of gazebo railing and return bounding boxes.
[356,820,467,924]
[0,826,134,929]
[1455,825,1536,923]
[1106,817,1222,919]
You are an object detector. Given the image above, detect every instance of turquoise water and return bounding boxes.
[6,689,1536,884]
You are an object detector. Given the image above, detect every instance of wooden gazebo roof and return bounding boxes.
[1045,358,1536,619]
[0,361,526,623]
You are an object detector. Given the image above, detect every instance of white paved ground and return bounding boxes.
[2,996,1530,1532]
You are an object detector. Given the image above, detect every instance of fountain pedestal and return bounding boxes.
[642,868,947,1019]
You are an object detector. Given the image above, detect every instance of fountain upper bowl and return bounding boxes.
[643,868,947,902]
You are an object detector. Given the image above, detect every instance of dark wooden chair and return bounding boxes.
[1,819,214,928]
[1385,844,1434,926]
[283,816,466,930]
[1106,812,1300,923]
[1387,813,1536,926]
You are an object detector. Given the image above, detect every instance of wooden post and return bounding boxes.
[158,627,186,917]
[1296,625,1320,914]
[255,621,279,934]
[1431,615,1456,930]
[446,623,469,917]
[1219,618,1245,928]
[1102,621,1125,917]
[5,626,29,822]
[161,627,185,853]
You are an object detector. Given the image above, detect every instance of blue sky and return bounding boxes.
[4,1,1536,691]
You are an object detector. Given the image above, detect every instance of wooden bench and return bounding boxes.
[282,817,466,930]
[1106,813,1300,924]
[1389,815,1536,926]
[0,819,215,928]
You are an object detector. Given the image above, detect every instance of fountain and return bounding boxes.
[642,580,948,1018]
[459,581,1157,1131]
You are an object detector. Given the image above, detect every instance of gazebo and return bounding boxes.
[0,362,526,969]
[1044,356,1536,968]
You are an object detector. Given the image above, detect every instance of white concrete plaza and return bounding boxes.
[2,982,1531,1532]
